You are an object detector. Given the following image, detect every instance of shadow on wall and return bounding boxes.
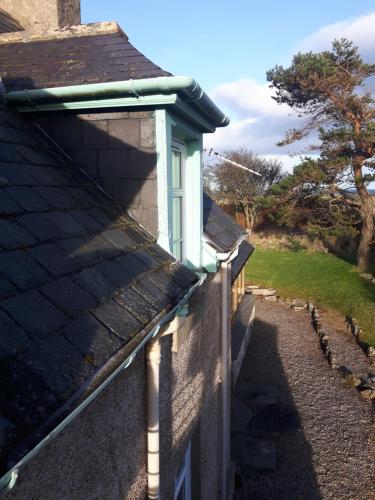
[233,317,322,500]
[0,95,196,498]
[158,275,222,497]
[34,107,158,235]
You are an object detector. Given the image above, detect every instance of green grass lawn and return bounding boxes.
[245,248,375,346]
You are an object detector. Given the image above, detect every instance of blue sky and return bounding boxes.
[82,1,375,170]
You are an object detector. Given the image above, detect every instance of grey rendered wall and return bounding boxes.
[159,271,222,499]
[4,273,223,500]
[4,355,148,500]
[36,111,158,235]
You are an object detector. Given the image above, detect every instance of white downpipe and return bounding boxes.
[146,338,162,500]
[221,261,230,499]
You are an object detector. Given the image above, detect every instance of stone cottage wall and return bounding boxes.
[4,272,222,499]
[36,110,158,235]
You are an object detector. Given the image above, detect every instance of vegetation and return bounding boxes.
[204,148,283,228]
[246,248,375,346]
[267,39,375,271]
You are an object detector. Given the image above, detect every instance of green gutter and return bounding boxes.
[3,76,229,128]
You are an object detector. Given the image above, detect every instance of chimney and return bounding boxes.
[0,0,81,33]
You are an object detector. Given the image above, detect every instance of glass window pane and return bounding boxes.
[177,483,185,500]
[172,150,182,189]
[172,196,182,241]
[173,241,182,260]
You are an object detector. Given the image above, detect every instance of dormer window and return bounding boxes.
[156,110,203,269]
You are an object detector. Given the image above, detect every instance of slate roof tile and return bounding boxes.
[58,235,120,266]
[0,276,16,300]
[132,278,171,310]
[73,267,117,303]
[0,219,36,249]
[29,242,81,277]
[5,186,52,212]
[68,209,103,233]
[0,190,21,215]
[0,311,31,359]
[231,241,255,284]
[41,276,97,318]
[0,250,51,291]
[114,288,158,326]
[0,359,59,438]
[17,213,63,242]
[62,313,122,367]
[33,187,77,210]
[0,28,170,91]
[95,258,134,289]
[18,335,94,398]
[102,228,137,251]
[148,270,183,299]
[1,290,68,338]
[0,163,37,186]
[203,193,247,253]
[93,300,142,341]
[114,252,148,280]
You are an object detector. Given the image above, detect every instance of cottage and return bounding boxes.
[0,2,254,498]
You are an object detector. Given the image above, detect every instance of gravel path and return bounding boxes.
[233,299,375,500]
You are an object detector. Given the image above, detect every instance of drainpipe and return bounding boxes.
[145,311,189,500]
[221,261,230,499]
[146,338,162,500]
[219,242,247,499]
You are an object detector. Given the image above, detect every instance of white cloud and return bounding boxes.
[294,12,375,62]
[209,78,291,119]
[205,12,375,174]
[205,79,301,172]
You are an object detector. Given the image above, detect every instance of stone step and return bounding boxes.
[246,287,276,296]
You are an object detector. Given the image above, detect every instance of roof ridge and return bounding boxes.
[0,21,127,44]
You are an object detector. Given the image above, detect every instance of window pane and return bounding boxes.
[172,196,182,241]
[177,483,185,500]
[172,150,182,189]
[173,241,182,260]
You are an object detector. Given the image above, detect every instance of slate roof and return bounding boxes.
[0,22,170,92]
[0,9,23,34]
[203,192,247,253]
[231,241,255,283]
[0,103,197,475]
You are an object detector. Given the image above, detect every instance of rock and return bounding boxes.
[360,273,373,281]
[359,388,375,400]
[232,435,277,471]
[291,304,305,311]
[250,288,276,296]
[231,398,255,433]
[338,366,362,387]
[306,302,314,313]
[265,294,277,302]
[367,347,375,365]
[327,351,337,369]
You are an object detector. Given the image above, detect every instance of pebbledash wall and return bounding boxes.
[36,111,159,235]
[4,272,222,500]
